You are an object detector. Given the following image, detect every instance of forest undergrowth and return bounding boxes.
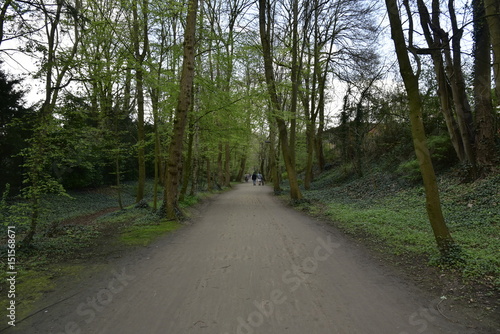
[0,181,207,322]
[288,165,499,319]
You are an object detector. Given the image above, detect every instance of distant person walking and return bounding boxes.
[257,173,263,186]
[252,172,257,186]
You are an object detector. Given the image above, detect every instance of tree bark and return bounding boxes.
[179,121,195,202]
[385,0,455,255]
[484,0,500,104]
[164,0,198,220]
[473,0,496,166]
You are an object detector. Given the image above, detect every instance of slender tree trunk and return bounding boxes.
[316,72,327,173]
[190,125,199,196]
[217,142,224,187]
[258,0,302,200]
[289,0,299,168]
[268,112,281,193]
[116,155,123,210]
[484,0,500,105]
[135,67,146,202]
[224,142,231,187]
[446,2,477,168]
[164,0,198,220]
[132,0,149,202]
[416,0,466,162]
[386,0,455,255]
[151,90,160,210]
[473,0,496,167]
[434,59,465,160]
[236,153,247,182]
[206,157,212,192]
[304,120,314,190]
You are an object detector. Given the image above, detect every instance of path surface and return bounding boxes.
[13,184,494,333]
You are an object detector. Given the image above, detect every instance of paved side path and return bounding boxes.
[17,184,489,333]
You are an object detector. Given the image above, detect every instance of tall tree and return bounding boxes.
[385,0,456,256]
[164,0,199,219]
[258,0,302,200]
[415,0,465,162]
[132,0,150,202]
[484,0,500,103]
[473,0,496,167]
[22,0,82,246]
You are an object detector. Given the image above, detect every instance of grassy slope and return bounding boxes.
[297,168,499,289]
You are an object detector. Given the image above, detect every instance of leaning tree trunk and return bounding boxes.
[416,0,466,162]
[164,0,198,220]
[386,0,455,255]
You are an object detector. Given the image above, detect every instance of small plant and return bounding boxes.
[396,159,422,182]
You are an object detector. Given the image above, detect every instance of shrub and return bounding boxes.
[396,159,422,182]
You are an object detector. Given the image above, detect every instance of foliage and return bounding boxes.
[396,159,421,182]
[0,68,36,194]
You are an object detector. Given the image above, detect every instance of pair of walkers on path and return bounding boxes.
[251,172,264,186]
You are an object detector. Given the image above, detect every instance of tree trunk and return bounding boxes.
[289,0,299,169]
[416,0,465,162]
[217,142,224,187]
[179,122,195,202]
[258,0,302,200]
[386,0,455,255]
[236,153,247,182]
[132,0,149,203]
[135,66,146,202]
[445,3,477,168]
[473,0,496,167]
[304,119,314,190]
[268,113,281,194]
[206,157,212,192]
[484,0,500,103]
[190,126,199,196]
[163,0,198,220]
[224,142,231,187]
[316,71,327,173]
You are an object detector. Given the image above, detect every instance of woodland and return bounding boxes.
[0,0,498,283]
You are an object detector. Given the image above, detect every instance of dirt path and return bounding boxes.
[10,184,497,333]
